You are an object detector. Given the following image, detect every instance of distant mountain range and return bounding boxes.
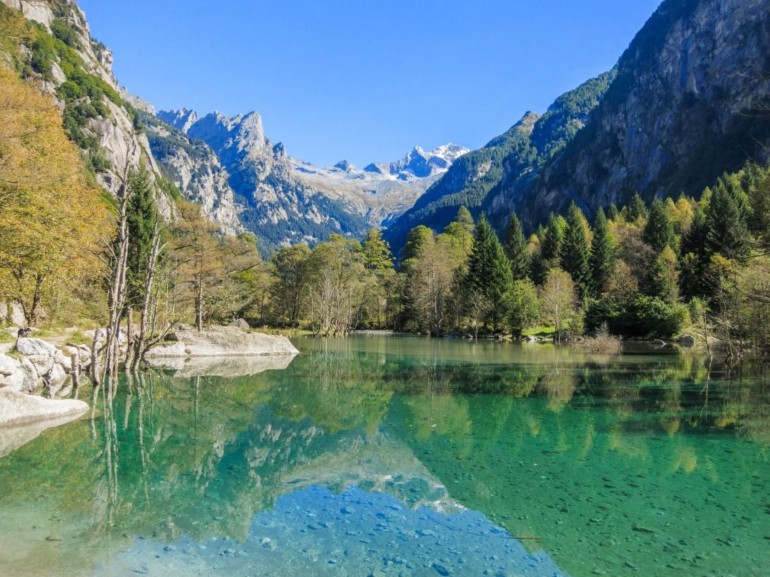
[151,108,468,253]
[2,0,769,257]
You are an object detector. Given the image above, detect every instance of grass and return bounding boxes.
[523,326,556,338]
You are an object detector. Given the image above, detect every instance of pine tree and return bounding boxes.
[646,246,679,303]
[455,206,475,234]
[705,175,751,264]
[533,214,566,284]
[560,203,592,300]
[403,225,434,262]
[643,198,675,253]
[504,213,529,281]
[589,208,615,297]
[362,228,394,272]
[626,193,648,222]
[465,216,513,332]
[125,164,161,310]
[607,203,620,221]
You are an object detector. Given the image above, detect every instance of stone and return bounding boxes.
[0,354,23,391]
[145,326,298,358]
[19,357,40,394]
[25,354,54,377]
[44,363,68,398]
[229,318,250,330]
[0,352,19,377]
[15,337,57,357]
[0,389,88,429]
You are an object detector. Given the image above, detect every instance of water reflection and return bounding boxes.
[0,337,768,577]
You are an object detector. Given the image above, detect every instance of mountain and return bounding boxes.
[384,71,615,255]
[290,143,469,228]
[0,0,467,256]
[387,0,770,249]
[159,108,468,252]
[0,0,177,217]
[503,0,770,227]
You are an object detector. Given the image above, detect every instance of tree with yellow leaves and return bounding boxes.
[0,66,110,326]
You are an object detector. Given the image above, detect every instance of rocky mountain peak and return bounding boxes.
[334,160,355,172]
[158,108,198,133]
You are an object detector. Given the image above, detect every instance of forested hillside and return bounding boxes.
[385,72,615,256]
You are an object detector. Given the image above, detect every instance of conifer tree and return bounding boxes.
[125,164,161,310]
[705,175,751,264]
[533,214,566,284]
[504,213,529,281]
[626,193,648,222]
[403,225,434,262]
[607,203,620,221]
[560,203,592,300]
[362,228,394,272]
[454,206,475,234]
[643,198,675,253]
[465,216,513,332]
[589,208,615,297]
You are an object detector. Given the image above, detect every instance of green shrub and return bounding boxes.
[586,294,689,339]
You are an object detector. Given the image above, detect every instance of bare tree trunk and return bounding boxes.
[124,306,134,371]
[71,351,81,399]
[101,155,135,387]
[195,277,203,332]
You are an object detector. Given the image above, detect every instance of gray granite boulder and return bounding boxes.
[146,326,298,358]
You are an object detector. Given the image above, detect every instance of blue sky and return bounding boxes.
[78,0,661,167]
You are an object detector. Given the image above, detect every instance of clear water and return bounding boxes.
[0,336,768,577]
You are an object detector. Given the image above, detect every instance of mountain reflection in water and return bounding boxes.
[0,336,767,577]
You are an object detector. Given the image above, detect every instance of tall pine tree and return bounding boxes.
[643,198,675,253]
[625,193,649,222]
[560,203,592,300]
[125,164,162,311]
[504,213,529,281]
[705,175,751,264]
[589,208,615,298]
[465,216,513,332]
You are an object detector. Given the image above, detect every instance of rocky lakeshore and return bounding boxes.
[0,325,298,453]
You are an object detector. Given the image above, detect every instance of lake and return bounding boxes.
[0,336,768,577]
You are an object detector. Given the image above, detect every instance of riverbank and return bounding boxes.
[0,324,299,452]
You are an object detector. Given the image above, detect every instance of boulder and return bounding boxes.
[0,389,87,429]
[19,357,40,394]
[145,341,187,358]
[24,354,54,377]
[0,353,23,391]
[146,326,298,358]
[15,337,58,357]
[44,363,68,398]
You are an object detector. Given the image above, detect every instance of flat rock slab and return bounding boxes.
[147,326,299,358]
[146,354,296,378]
[0,389,88,429]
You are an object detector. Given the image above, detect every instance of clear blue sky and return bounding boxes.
[77,0,661,167]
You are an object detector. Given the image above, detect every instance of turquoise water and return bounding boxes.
[0,337,768,576]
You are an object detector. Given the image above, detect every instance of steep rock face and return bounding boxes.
[160,110,372,253]
[160,109,467,253]
[141,112,243,234]
[385,71,614,255]
[516,0,770,226]
[0,0,172,217]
